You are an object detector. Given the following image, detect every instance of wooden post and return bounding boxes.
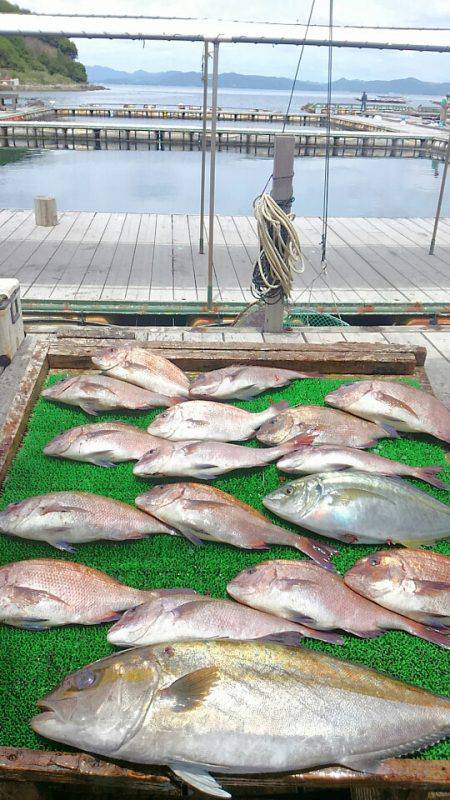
[263,134,295,333]
[34,197,58,227]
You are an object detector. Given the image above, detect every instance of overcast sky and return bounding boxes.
[20,0,450,80]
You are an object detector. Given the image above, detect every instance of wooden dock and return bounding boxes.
[0,210,448,315]
[0,119,446,159]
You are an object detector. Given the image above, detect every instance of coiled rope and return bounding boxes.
[251,193,305,302]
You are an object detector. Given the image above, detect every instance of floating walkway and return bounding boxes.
[0,119,446,158]
[0,209,448,315]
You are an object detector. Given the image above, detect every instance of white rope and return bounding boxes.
[253,193,305,299]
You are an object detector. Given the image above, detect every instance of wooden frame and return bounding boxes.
[0,334,448,795]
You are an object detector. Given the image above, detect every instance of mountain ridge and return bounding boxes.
[86,66,449,95]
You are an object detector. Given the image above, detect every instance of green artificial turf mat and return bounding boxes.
[0,372,449,759]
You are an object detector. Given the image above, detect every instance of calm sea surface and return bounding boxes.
[0,85,446,217]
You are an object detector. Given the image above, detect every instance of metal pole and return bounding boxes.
[199,40,209,254]
[207,40,219,310]
[429,135,450,255]
[263,134,295,332]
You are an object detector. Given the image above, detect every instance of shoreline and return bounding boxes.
[17,83,107,92]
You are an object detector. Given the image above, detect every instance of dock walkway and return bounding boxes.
[0,210,448,314]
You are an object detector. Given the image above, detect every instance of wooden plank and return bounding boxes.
[187,214,220,302]
[16,213,80,296]
[28,213,95,300]
[0,210,32,243]
[126,213,156,302]
[423,331,450,361]
[303,330,346,343]
[56,327,136,339]
[151,214,174,303]
[172,214,197,301]
[75,213,124,301]
[209,215,245,303]
[101,213,141,301]
[51,212,110,299]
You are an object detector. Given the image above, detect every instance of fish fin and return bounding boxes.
[338,754,384,774]
[414,579,450,593]
[346,628,385,639]
[406,623,450,649]
[373,390,420,420]
[168,396,185,406]
[8,617,51,631]
[193,463,221,472]
[185,418,210,427]
[270,400,290,414]
[415,467,450,491]
[180,529,205,546]
[84,429,120,440]
[294,537,338,571]
[96,610,122,624]
[398,538,442,548]
[313,630,345,645]
[278,578,317,591]
[78,402,100,416]
[170,599,211,619]
[53,540,76,553]
[331,487,396,506]
[38,503,89,516]
[91,458,117,468]
[259,632,303,645]
[380,423,400,438]
[8,586,68,607]
[162,666,220,712]
[169,763,230,799]
[281,608,317,625]
[182,499,226,512]
[155,588,199,597]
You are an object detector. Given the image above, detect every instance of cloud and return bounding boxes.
[12,0,450,81]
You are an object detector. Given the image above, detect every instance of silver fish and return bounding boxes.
[135,483,336,570]
[263,471,450,546]
[0,559,157,629]
[133,434,313,480]
[325,380,450,443]
[256,405,395,447]
[277,444,449,490]
[0,491,174,552]
[31,640,450,798]
[345,549,450,628]
[92,346,190,399]
[107,591,342,647]
[44,422,161,467]
[189,365,313,401]
[42,375,174,415]
[227,560,449,649]
[147,399,289,442]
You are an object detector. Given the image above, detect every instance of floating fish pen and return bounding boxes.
[0,121,447,160]
[0,332,448,796]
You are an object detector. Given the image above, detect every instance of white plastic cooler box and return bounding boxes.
[0,279,25,367]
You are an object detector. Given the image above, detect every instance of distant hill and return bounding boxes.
[86,67,449,96]
[0,0,87,85]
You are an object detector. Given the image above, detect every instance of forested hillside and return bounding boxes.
[0,0,87,85]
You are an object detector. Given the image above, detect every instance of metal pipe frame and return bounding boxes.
[429,136,450,255]
[207,41,219,310]
[199,41,209,254]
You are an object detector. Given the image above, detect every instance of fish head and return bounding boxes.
[256,411,295,445]
[41,377,77,400]
[31,647,161,753]
[133,442,175,477]
[345,551,399,597]
[325,382,372,411]
[43,428,81,457]
[263,475,323,520]
[189,371,222,398]
[136,484,186,515]
[227,561,279,602]
[0,497,41,535]
[147,405,181,438]
[91,347,128,372]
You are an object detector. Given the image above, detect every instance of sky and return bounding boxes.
[17,0,450,81]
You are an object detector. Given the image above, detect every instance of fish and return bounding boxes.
[92,346,190,399]
[133,434,314,480]
[263,470,450,546]
[325,380,450,443]
[107,591,343,647]
[135,483,337,570]
[0,559,159,629]
[227,560,449,649]
[31,639,450,798]
[277,444,449,490]
[43,421,161,468]
[256,405,396,447]
[344,549,450,629]
[42,375,175,416]
[0,491,175,552]
[189,365,313,401]
[147,399,290,442]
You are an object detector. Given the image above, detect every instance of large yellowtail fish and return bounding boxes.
[32,640,450,798]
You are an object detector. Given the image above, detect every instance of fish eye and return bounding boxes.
[246,568,257,575]
[74,669,97,690]
[369,557,379,567]
[284,486,294,495]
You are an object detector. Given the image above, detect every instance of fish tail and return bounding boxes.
[274,434,316,456]
[280,530,338,571]
[380,423,399,439]
[168,395,186,406]
[413,466,450,490]
[403,619,450,649]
